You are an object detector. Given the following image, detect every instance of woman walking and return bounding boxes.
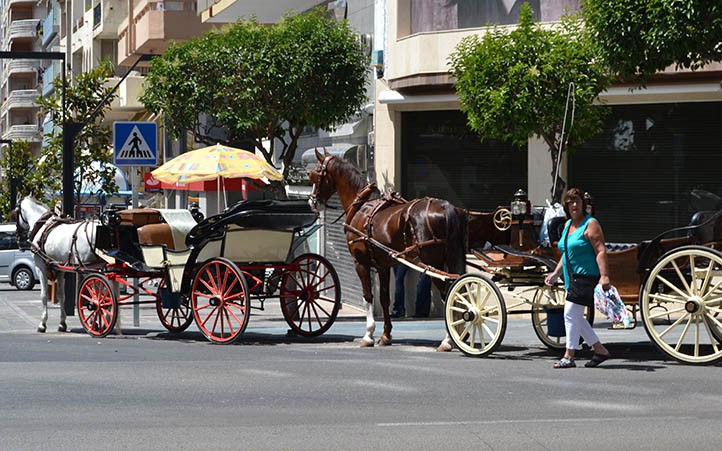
[544,188,612,368]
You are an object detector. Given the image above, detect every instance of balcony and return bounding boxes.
[102,73,146,120]
[118,0,214,66]
[42,8,58,47]
[8,19,41,42]
[42,119,55,147]
[42,61,62,96]
[4,0,36,10]
[1,89,40,113]
[3,124,41,142]
[4,59,40,77]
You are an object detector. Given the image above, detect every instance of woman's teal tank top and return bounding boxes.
[558,214,600,290]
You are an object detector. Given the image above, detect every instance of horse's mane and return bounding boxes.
[331,156,380,198]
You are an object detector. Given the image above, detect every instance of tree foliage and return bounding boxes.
[583,0,722,83]
[35,61,119,213]
[448,4,611,201]
[141,7,369,178]
[0,141,42,221]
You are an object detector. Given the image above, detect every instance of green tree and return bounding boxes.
[449,4,611,201]
[0,141,44,221]
[36,61,119,214]
[141,7,369,179]
[583,0,722,84]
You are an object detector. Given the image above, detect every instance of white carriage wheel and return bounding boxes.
[641,246,722,365]
[445,273,506,357]
[531,284,595,350]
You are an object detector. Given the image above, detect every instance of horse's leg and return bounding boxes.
[36,265,48,333]
[56,275,67,332]
[432,278,453,352]
[355,263,376,347]
[377,267,393,346]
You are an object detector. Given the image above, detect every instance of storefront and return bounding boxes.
[401,110,527,210]
[569,101,722,243]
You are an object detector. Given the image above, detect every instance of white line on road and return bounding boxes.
[377,415,695,427]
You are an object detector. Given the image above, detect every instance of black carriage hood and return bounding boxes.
[186,199,319,247]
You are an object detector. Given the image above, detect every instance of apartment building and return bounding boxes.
[0,0,44,152]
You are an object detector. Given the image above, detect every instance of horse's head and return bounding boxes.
[309,148,337,212]
[15,196,50,244]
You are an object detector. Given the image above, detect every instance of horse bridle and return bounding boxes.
[15,204,53,244]
[309,154,335,211]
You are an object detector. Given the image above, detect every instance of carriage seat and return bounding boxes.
[606,242,637,252]
[137,210,197,251]
[138,224,175,250]
[118,208,163,226]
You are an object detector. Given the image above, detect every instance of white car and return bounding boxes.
[0,223,38,290]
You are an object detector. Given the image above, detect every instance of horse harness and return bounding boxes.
[32,214,97,269]
[313,154,448,267]
[344,187,448,264]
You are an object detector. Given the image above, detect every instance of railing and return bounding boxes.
[42,8,58,46]
[93,4,102,29]
[5,59,39,75]
[4,89,40,110]
[4,124,41,142]
[42,62,61,96]
[8,19,40,41]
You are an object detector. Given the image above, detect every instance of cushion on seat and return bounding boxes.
[138,223,175,250]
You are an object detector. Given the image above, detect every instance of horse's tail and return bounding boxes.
[445,203,467,276]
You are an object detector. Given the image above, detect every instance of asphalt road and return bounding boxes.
[1,287,721,451]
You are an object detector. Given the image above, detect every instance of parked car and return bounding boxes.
[0,223,38,290]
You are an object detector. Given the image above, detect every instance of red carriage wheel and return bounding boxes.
[191,258,250,344]
[155,278,194,333]
[280,253,341,337]
[77,274,118,338]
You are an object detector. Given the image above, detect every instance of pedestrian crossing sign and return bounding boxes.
[113,122,158,166]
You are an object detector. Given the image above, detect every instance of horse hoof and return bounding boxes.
[37,326,46,333]
[377,336,392,346]
[359,338,375,348]
[58,324,67,332]
[437,342,453,352]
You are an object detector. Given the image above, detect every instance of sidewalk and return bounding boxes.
[0,287,653,353]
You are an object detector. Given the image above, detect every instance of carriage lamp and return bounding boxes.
[584,192,594,215]
[511,189,530,217]
[189,202,204,223]
[100,205,121,228]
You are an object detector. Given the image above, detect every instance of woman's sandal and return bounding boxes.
[553,357,576,368]
[585,353,611,368]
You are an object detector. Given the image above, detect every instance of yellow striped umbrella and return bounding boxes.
[151,144,282,184]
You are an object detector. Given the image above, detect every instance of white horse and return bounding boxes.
[15,196,100,333]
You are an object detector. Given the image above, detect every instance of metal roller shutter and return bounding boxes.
[401,111,528,210]
[570,102,722,243]
[323,194,365,308]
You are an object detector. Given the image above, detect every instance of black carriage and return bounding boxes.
[80,200,341,343]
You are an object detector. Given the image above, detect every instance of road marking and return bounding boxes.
[351,379,416,393]
[377,415,695,427]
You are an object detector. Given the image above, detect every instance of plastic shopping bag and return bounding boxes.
[593,284,631,327]
[539,200,566,247]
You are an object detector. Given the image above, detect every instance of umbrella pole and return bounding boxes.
[217,176,221,213]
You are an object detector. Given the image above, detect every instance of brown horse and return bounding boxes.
[309,149,467,348]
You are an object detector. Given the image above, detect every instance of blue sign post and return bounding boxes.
[113,122,158,166]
